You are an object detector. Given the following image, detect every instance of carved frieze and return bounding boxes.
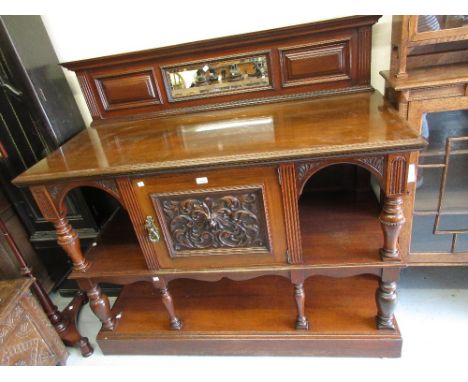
[297,161,323,183]
[297,155,385,194]
[152,187,270,257]
[45,179,122,209]
[356,155,385,178]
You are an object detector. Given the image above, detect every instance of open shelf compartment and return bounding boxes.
[69,208,150,279]
[299,164,384,266]
[97,274,401,357]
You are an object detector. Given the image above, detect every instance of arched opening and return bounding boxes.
[61,186,143,294]
[299,163,382,265]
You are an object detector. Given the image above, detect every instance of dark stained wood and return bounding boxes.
[294,283,309,330]
[76,278,117,331]
[0,217,92,356]
[30,185,89,272]
[296,155,386,195]
[379,196,405,261]
[13,92,425,187]
[97,276,402,356]
[132,166,287,269]
[375,280,398,330]
[60,16,380,122]
[68,208,149,279]
[59,292,93,356]
[116,177,160,270]
[13,16,426,357]
[94,68,162,111]
[279,39,351,87]
[0,188,51,289]
[279,163,303,264]
[152,277,183,330]
[300,190,383,266]
[68,208,403,282]
[0,16,107,290]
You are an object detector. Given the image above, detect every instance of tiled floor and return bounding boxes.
[52,267,468,374]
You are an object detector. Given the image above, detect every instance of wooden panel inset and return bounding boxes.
[94,69,161,111]
[280,39,351,87]
[151,186,271,258]
[130,166,287,269]
[61,16,380,122]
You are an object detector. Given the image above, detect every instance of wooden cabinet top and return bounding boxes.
[13,91,425,186]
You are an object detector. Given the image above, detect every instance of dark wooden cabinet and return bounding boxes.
[0,188,51,289]
[0,16,117,289]
[14,16,426,357]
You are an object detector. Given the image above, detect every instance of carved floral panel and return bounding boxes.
[151,186,271,257]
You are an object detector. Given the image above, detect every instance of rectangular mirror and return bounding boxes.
[162,53,272,101]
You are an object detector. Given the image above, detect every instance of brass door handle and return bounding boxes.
[145,216,160,243]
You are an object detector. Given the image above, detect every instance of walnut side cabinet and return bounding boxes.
[13,16,426,357]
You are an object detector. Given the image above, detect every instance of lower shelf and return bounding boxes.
[98,275,402,357]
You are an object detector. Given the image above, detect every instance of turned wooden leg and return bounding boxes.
[0,217,93,356]
[38,289,93,357]
[78,279,117,331]
[54,217,89,272]
[375,280,397,330]
[30,186,89,272]
[294,283,309,330]
[60,291,94,357]
[379,196,405,260]
[153,278,183,330]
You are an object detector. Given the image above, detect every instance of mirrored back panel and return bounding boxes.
[163,53,271,102]
[62,16,380,122]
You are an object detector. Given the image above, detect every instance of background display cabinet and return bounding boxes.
[382,15,468,265]
[0,16,118,291]
[14,16,426,357]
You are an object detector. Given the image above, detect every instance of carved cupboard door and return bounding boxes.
[131,166,287,269]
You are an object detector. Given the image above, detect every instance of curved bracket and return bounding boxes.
[296,155,386,196]
[47,179,123,214]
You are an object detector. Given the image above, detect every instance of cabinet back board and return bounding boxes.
[62,16,380,123]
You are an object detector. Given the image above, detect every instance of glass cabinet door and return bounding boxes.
[410,15,468,42]
[417,15,468,32]
[411,109,468,254]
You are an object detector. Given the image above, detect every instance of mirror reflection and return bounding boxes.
[164,55,270,101]
[179,117,275,150]
[417,15,468,32]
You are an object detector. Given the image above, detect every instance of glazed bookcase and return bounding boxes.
[382,15,468,265]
